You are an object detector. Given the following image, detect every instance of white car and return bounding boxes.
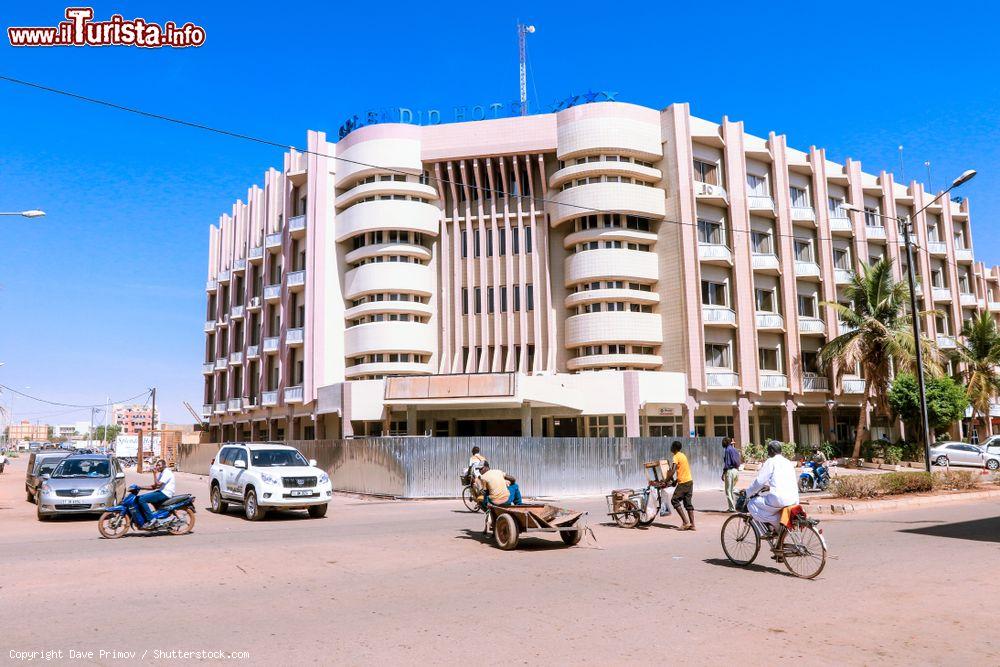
[208,443,332,520]
[929,441,1000,471]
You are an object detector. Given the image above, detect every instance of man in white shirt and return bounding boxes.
[138,459,176,524]
[745,441,799,531]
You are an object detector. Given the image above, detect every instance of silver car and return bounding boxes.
[929,442,999,470]
[36,454,127,521]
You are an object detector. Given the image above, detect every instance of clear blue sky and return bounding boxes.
[2,0,998,424]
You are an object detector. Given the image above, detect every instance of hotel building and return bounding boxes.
[201,101,995,445]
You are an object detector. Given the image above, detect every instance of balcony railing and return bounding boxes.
[229,350,243,365]
[955,248,974,262]
[261,390,278,407]
[249,246,264,261]
[834,268,854,285]
[794,261,821,278]
[937,334,957,350]
[706,370,740,388]
[842,378,866,394]
[205,279,218,292]
[760,373,789,390]
[747,195,774,212]
[227,398,242,412]
[927,241,947,255]
[202,362,214,374]
[204,319,216,333]
[756,312,784,329]
[790,207,816,222]
[865,225,887,239]
[702,306,737,326]
[698,243,733,264]
[202,404,213,418]
[231,304,245,319]
[233,258,247,272]
[214,401,227,414]
[695,182,728,201]
[214,357,228,370]
[263,336,280,353]
[751,253,780,271]
[289,214,307,232]
[287,269,306,289]
[990,301,1000,313]
[932,287,951,302]
[246,344,260,359]
[286,327,305,344]
[218,269,231,284]
[802,375,829,391]
[798,317,825,335]
[247,296,262,311]
[264,284,282,301]
[828,217,852,232]
[265,232,283,249]
[284,385,304,403]
[960,292,977,307]
[838,320,857,336]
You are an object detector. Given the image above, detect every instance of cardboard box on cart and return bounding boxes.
[644,459,671,483]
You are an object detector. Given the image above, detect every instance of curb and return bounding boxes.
[805,487,1000,514]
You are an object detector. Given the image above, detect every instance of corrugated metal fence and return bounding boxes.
[176,437,725,498]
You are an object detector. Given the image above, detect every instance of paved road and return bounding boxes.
[1,457,997,665]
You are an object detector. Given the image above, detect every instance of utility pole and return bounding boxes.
[149,387,157,463]
[89,407,95,446]
[517,22,535,116]
[903,219,933,473]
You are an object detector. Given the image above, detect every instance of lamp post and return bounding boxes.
[0,210,45,218]
[844,169,976,472]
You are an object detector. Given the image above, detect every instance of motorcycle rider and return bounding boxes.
[138,459,175,526]
[810,447,829,483]
[745,441,799,535]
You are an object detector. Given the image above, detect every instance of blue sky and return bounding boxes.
[1,0,998,423]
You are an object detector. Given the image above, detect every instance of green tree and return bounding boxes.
[888,372,969,436]
[93,424,121,443]
[951,312,1000,436]
[819,258,940,459]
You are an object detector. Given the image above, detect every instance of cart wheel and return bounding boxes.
[561,527,583,546]
[637,511,656,527]
[613,500,640,529]
[494,513,520,550]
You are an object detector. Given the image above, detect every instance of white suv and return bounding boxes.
[208,443,332,520]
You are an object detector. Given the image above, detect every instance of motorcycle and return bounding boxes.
[97,484,196,538]
[798,461,830,492]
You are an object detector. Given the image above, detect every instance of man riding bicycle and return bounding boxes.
[745,441,799,534]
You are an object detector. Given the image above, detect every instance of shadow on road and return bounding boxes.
[899,516,1000,543]
[702,557,795,578]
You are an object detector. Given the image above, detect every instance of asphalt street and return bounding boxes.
[1,457,997,666]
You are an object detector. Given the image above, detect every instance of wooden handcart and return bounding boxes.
[486,504,586,550]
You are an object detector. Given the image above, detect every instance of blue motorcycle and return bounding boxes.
[798,461,830,493]
[97,484,196,538]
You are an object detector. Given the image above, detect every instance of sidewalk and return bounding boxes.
[804,487,1000,514]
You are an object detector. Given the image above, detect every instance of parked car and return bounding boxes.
[25,450,73,503]
[929,442,1000,470]
[35,454,127,521]
[978,435,1000,457]
[208,443,332,520]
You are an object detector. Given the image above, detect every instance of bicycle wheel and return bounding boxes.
[613,500,640,528]
[780,525,827,579]
[721,514,760,566]
[462,486,481,513]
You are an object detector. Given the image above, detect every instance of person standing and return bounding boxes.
[722,437,741,512]
[668,441,695,531]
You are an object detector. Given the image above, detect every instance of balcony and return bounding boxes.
[205,279,218,292]
[214,357,228,370]
[842,378,866,394]
[937,335,957,350]
[960,292,977,307]
[756,312,784,330]
[760,373,789,391]
[287,269,306,290]
[702,306,737,326]
[265,232,283,249]
[229,350,243,365]
[794,261,821,279]
[289,214,307,234]
[286,327,304,345]
[218,269,232,284]
[261,390,278,407]
[246,344,260,360]
[264,284,282,302]
[263,336,280,353]
[751,253,780,272]
[249,246,264,262]
[834,268,854,285]
[990,301,1000,313]
[706,370,740,388]
[698,243,733,264]
[790,207,816,223]
[217,315,228,328]
[955,248,974,263]
[227,398,243,412]
[247,296,262,311]
[233,258,247,273]
[231,304,245,320]
[798,317,825,335]
[927,241,947,256]
[204,319,216,333]
[747,195,775,213]
[838,320,857,336]
[244,396,258,410]
[932,287,951,302]
[284,385,304,403]
[202,362,214,375]
[694,181,728,204]
[214,401,227,414]
[866,225,887,240]
[828,216,852,233]
[201,404,212,418]
[802,375,829,392]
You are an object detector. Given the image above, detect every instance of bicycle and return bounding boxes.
[459,472,483,513]
[721,490,828,579]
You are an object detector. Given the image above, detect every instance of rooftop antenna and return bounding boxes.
[517,22,535,116]
[924,160,932,192]
[897,145,905,182]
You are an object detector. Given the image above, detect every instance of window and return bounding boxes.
[461,231,468,258]
[705,343,731,368]
[586,415,626,437]
[694,416,706,438]
[498,228,506,255]
[713,415,735,439]
[833,247,851,270]
[864,207,881,227]
[959,274,970,293]
[693,158,718,185]
[746,173,769,197]
[473,230,481,258]
[793,239,813,262]
[797,294,817,318]
[486,229,493,257]
[500,286,508,312]
[801,351,820,375]
[474,287,482,314]
[513,286,521,311]
[487,287,495,313]
[647,415,682,438]
[758,347,781,372]
[462,288,469,315]
[932,269,944,289]
[526,285,534,311]
[697,219,725,245]
[751,230,773,254]
[701,281,728,306]
[525,226,532,254]
[512,227,520,254]
[789,186,810,208]
[828,197,847,219]
[755,288,776,312]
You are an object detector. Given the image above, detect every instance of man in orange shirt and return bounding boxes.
[668,441,695,531]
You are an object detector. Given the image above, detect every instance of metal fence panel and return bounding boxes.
[176,437,725,498]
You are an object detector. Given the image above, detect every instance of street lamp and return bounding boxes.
[843,168,976,472]
[0,210,45,218]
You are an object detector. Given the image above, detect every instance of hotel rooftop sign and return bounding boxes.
[337,91,619,140]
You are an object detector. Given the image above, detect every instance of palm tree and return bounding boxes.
[819,257,940,459]
[952,312,1000,438]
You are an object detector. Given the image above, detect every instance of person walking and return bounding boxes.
[668,441,695,531]
[721,437,741,512]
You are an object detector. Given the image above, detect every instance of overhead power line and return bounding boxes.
[0,384,150,409]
